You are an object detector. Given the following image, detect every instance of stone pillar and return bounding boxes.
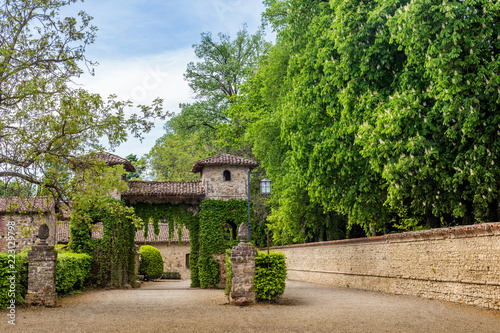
[229,223,257,305]
[25,224,57,307]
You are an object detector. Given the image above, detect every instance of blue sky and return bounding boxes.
[67,0,273,158]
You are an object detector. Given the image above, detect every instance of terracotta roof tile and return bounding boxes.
[87,152,136,172]
[123,181,204,197]
[57,222,190,244]
[0,197,55,213]
[191,153,259,173]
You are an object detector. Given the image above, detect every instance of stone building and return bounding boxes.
[0,197,57,252]
[54,152,259,279]
[119,153,259,278]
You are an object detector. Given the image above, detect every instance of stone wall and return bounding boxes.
[272,223,500,310]
[144,243,191,279]
[0,212,57,252]
[201,165,248,201]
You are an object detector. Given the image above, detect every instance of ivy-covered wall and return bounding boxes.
[196,199,252,288]
[133,202,195,242]
[68,197,138,287]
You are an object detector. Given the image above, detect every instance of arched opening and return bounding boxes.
[223,170,231,181]
[222,220,237,241]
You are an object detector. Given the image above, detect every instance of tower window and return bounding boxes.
[223,170,231,181]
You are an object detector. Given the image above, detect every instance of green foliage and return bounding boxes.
[224,249,233,299]
[187,216,200,287]
[139,246,164,280]
[55,252,91,296]
[147,131,209,182]
[197,199,250,288]
[133,202,195,241]
[172,25,270,140]
[161,271,181,279]
[0,0,166,201]
[125,154,147,180]
[254,251,287,302]
[248,0,500,236]
[69,195,139,287]
[0,252,28,309]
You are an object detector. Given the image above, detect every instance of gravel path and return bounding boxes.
[2,280,499,333]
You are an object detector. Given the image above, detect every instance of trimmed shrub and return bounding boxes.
[0,252,28,309]
[254,251,287,302]
[55,252,92,296]
[139,245,164,280]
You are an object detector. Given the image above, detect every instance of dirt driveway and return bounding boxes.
[2,279,499,333]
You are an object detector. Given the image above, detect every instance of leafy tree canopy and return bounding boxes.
[0,0,166,202]
[170,25,270,140]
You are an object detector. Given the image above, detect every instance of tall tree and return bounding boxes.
[125,154,147,180]
[0,0,165,201]
[263,0,500,233]
[147,130,208,182]
[170,26,270,140]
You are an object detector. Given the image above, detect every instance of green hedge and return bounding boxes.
[254,251,287,302]
[1,251,91,308]
[55,252,92,296]
[139,245,164,280]
[0,252,28,309]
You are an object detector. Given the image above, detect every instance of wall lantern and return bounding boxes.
[260,178,271,194]
[161,218,168,223]
[247,171,271,243]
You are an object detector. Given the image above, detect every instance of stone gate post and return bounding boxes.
[25,224,57,307]
[230,223,257,305]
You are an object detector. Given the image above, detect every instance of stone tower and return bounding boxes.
[191,153,259,201]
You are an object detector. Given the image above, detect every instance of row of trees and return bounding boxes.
[146,0,500,244]
[3,0,499,246]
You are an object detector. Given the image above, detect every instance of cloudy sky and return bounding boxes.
[67,0,273,158]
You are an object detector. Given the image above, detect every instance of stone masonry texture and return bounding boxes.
[201,165,248,201]
[26,245,58,307]
[230,243,257,304]
[272,223,500,310]
[0,212,57,252]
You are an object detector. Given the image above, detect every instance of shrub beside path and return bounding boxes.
[2,280,499,333]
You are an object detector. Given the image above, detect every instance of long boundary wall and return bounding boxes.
[271,223,500,310]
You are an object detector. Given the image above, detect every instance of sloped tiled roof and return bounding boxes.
[191,153,259,173]
[57,222,190,244]
[87,152,136,172]
[123,181,204,197]
[0,197,55,213]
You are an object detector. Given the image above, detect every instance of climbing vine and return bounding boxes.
[133,202,195,242]
[131,202,200,286]
[68,196,140,287]
[196,199,252,288]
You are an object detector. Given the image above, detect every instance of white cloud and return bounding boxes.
[76,48,199,158]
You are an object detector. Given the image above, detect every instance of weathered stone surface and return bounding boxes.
[230,243,256,304]
[238,223,248,244]
[26,245,58,307]
[0,212,57,252]
[201,165,248,201]
[271,222,500,310]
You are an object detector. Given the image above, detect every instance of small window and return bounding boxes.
[186,254,190,269]
[223,170,231,181]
